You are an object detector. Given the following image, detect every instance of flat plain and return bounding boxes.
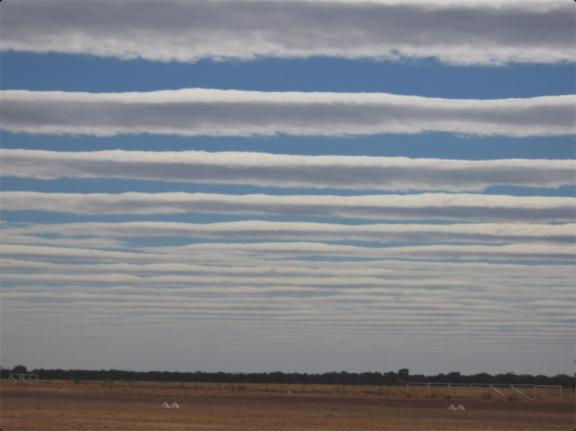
[1,380,573,430]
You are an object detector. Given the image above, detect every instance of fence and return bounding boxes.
[405,382,564,401]
[1,376,568,401]
[8,373,39,383]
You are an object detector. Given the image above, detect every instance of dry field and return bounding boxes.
[1,380,573,430]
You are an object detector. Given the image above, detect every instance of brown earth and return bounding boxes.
[1,381,574,430]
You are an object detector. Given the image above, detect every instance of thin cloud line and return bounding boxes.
[2,149,574,192]
[1,0,573,65]
[2,89,573,137]
[4,220,574,243]
[2,191,574,221]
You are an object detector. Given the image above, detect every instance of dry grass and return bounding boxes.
[1,380,573,431]
[11,379,567,401]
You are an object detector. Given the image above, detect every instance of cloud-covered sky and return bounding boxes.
[0,0,574,376]
[2,191,575,222]
[2,0,573,65]
[2,90,574,137]
[2,149,575,191]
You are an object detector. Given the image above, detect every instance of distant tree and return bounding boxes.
[473,373,492,384]
[446,371,462,383]
[397,368,410,383]
[4,366,572,388]
[398,368,409,378]
[12,365,28,373]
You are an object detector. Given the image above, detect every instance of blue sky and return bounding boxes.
[0,0,574,375]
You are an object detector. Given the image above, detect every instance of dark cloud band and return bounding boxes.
[2,1,573,65]
[1,89,573,137]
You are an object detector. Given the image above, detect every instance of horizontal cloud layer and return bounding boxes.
[2,0,574,375]
[160,241,576,262]
[5,221,574,244]
[2,191,574,221]
[2,240,573,264]
[2,89,573,137]
[1,1,573,65]
[3,149,575,192]
[2,255,572,280]
[3,229,572,369]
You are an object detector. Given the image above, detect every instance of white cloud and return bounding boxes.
[2,239,573,264]
[3,289,570,337]
[2,278,572,346]
[1,1,573,65]
[164,241,576,261]
[2,257,572,287]
[1,0,574,374]
[3,241,572,373]
[0,233,123,249]
[5,220,574,244]
[1,272,477,289]
[1,89,573,137]
[0,244,158,261]
[2,149,574,191]
[2,191,574,221]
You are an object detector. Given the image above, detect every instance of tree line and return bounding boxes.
[1,365,573,387]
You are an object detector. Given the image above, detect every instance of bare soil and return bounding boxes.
[1,381,573,430]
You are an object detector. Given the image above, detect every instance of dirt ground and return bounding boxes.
[1,381,573,430]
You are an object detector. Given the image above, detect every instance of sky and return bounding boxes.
[0,0,574,376]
